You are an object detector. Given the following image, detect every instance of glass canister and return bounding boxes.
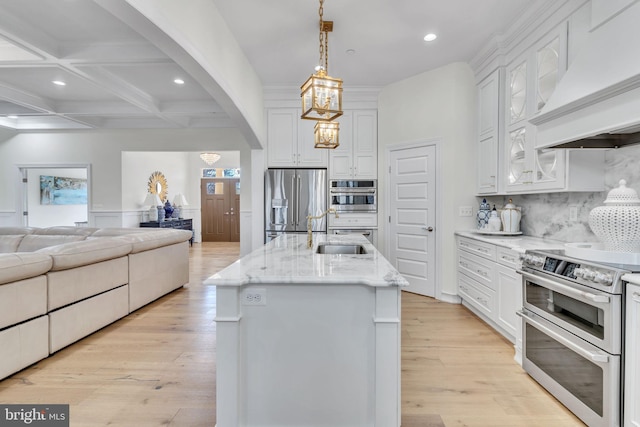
[588,179,640,252]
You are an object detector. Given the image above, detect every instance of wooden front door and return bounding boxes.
[201,179,240,242]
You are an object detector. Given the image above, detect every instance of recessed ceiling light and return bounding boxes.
[52,80,66,86]
[174,78,185,85]
[423,33,437,42]
[7,115,18,119]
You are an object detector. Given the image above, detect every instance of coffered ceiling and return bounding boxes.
[0,0,531,132]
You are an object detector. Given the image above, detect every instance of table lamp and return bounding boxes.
[172,194,189,218]
[144,193,163,221]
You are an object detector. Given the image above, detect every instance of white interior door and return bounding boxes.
[389,145,436,297]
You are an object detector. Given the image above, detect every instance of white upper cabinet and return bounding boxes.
[477,69,502,194]
[501,23,604,194]
[330,110,377,179]
[267,108,328,168]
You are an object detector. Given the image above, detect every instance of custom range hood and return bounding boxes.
[531,0,640,149]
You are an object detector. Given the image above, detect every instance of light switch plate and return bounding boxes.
[459,206,473,217]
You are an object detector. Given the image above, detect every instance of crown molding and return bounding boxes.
[471,0,589,81]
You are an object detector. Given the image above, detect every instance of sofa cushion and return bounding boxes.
[0,275,47,329]
[0,253,53,285]
[118,229,192,253]
[35,238,133,271]
[0,227,37,236]
[34,226,97,236]
[89,228,149,237]
[17,235,86,252]
[0,235,25,253]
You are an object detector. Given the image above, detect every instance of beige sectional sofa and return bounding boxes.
[0,226,191,380]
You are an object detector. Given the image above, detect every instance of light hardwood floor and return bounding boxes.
[0,242,584,426]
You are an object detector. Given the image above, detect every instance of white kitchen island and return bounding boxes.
[205,234,408,427]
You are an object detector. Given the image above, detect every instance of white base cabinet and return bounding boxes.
[457,236,522,360]
[625,283,640,427]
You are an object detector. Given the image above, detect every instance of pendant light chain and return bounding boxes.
[318,0,325,72]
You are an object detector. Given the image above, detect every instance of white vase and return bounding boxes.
[589,179,640,252]
[501,199,521,233]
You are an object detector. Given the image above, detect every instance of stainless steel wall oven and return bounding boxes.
[518,250,628,427]
[329,180,376,213]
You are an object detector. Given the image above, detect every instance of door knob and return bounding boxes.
[422,226,434,232]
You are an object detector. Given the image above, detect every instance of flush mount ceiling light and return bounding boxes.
[52,80,66,86]
[200,152,221,165]
[173,78,185,85]
[300,0,343,123]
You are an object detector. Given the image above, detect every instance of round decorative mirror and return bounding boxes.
[148,171,168,201]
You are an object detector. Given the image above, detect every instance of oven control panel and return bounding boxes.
[521,250,625,290]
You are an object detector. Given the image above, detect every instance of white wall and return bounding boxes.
[377,62,477,300]
[27,167,88,227]
[121,150,241,242]
[0,128,263,254]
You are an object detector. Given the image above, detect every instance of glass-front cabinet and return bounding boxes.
[474,6,605,196]
[504,30,567,192]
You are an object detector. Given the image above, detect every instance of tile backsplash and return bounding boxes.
[479,146,640,243]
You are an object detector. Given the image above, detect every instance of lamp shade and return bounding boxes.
[144,193,162,206]
[173,194,189,207]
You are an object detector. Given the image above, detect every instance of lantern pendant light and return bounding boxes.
[300,0,343,123]
[314,121,339,149]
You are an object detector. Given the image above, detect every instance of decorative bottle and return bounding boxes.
[488,206,502,232]
[477,198,491,229]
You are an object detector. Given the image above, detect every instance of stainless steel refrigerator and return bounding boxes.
[265,168,327,242]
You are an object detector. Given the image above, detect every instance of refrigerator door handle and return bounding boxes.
[290,174,296,226]
[296,174,301,226]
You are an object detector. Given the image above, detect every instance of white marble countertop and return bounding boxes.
[455,230,565,253]
[204,234,409,287]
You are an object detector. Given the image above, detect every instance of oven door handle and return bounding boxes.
[517,310,610,363]
[330,189,376,194]
[518,270,610,304]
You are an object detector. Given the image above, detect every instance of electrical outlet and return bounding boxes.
[569,206,578,222]
[242,288,267,306]
[459,206,473,217]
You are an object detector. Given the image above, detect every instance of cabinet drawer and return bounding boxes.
[458,273,496,319]
[458,250,495,289]
[496,247,521,269]
[329,213,377,227]
[457,237,496,261]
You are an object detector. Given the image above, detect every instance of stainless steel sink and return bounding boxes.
[316,244,367,255]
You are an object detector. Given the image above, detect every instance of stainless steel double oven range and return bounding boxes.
[518,249,630,427]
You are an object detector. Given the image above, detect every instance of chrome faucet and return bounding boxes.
[307,208,338,248]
